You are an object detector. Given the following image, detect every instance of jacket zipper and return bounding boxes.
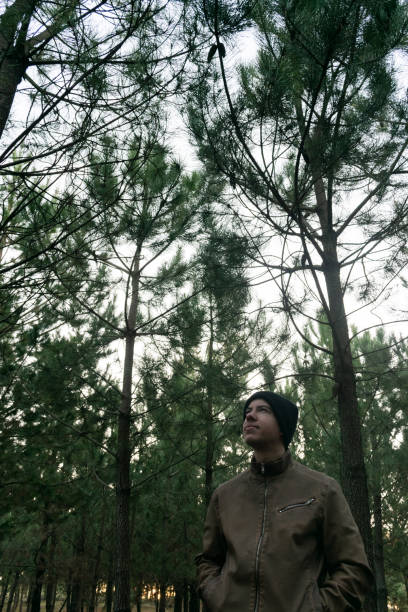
[278,497,316,513]
[254,465,268,612]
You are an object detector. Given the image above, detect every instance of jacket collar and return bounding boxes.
[250,450,292,477]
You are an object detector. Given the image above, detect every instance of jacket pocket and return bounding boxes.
[201,574,223,612]
[278,497,317,513]
[310,582,324,612]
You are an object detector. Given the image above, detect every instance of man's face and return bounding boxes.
[243,398,282,449]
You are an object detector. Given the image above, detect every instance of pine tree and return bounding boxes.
[290,321,408,612]
[80,125,212,612]
[186,3,408,607]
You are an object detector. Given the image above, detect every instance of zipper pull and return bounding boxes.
[261,463,265,475]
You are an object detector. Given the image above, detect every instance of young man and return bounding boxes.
[196,391,373,612]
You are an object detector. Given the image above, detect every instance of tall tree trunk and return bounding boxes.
[204,300,214,509]
[135,591,141,612]
[373,489,388,612]
[0,571,11,612]
[46,529,57,612]
[69,515,86,612]
[188,585,199,612]
[0,0,35,138]
[25,584,33,612]
[115,245,142,612]
[158,584,166,612]
[18,586,26,612]
[45,580,57,612]
[311,170,375,612]
[105,551,114,612]
[65,573,72,612]
[6,572,20,612]
[89,505,106,612]
[174,587,182,612]
[30,511,50,612]
[11,584,21,612]
[182,581,189,612]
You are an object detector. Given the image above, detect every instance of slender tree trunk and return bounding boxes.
[31,559,46,612]
[105,554,114,612]
[25,584,33,612]
[18,586,25,612]
[0,0,35,138]
[188,585,199,612]
[69,515,86,612]
[11,584,21,612]
[6,573,20,612]
[115,245,142,612]
[158,584,166,612]
[310,171,375,612]
[89,505,106,612]
[0,571,11,612]
[174,587,182,612]
[66,572,72,612]
[373,489,388,612]
[46,529,57,612]
[134,583,143,612]
[135,593,141,612]
[30,513,49,612]
[204,300,214,509]
[51,585,57,612]
[46,580,57,612]
[182,582,189,612]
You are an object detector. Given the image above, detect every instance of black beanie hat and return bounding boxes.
[243,391,298,450]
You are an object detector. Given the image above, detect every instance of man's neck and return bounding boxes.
[253,445,286,464]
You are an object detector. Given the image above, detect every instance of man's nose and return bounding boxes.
[245,410,256,421]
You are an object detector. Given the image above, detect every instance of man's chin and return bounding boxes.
[243,434,260,448]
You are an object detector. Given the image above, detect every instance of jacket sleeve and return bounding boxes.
[319,478,374,611]
[195,488,227,595]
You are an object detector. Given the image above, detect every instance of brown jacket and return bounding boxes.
[196,452,372,612]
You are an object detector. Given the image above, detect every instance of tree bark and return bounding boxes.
[105,571,113,612]
[68,514,86,612]
[0,570,11,612]
[135,591,142,612]
[30,511,50,612]
[18,586,26,612]
[174,587,182,612]
[11,584,21,612]
[46,529,57,612]
[373,490,388,612]
[114,244,142,612]
[65,572,72,612]
[204,299,215,509]
[89,505,106,612]
[25,584,33,612]
[182,581,189,612]
[159,584,166,612]
[6,572,20,612]
[312,173,375,612]
[0,0,41,138]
